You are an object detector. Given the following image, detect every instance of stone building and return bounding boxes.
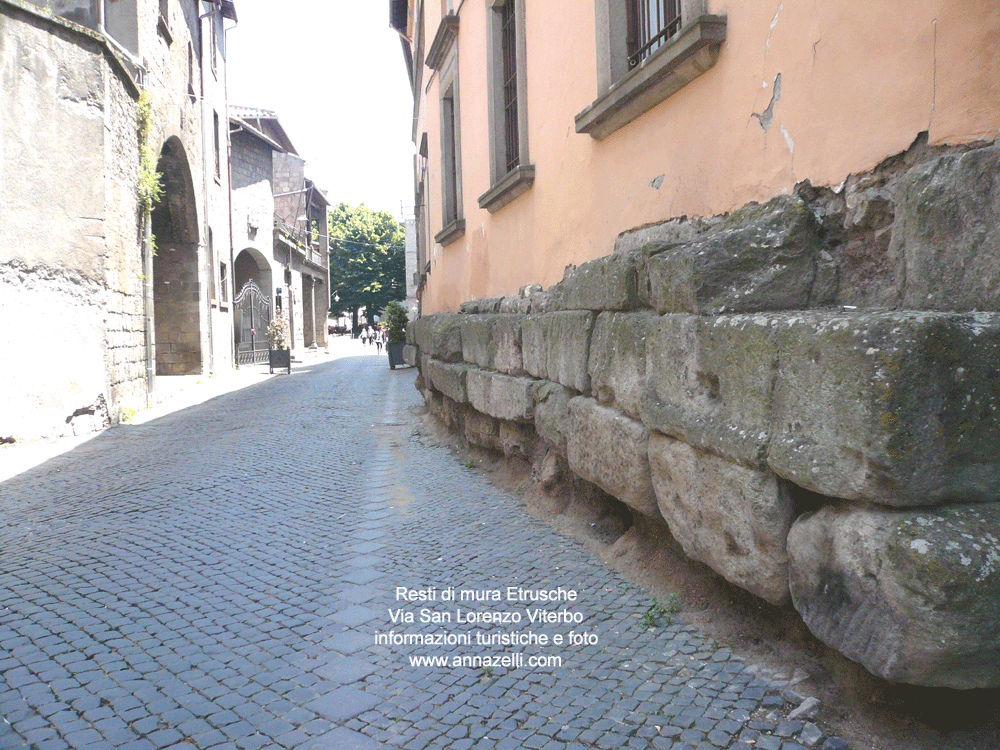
[393,0,1000,688]
[0,0,237,441]
[229,107,330,365]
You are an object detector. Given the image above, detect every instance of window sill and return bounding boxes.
[157,14,172,44]
[478,165,535,213]
[575,14,726,141]
[435,218,466,247]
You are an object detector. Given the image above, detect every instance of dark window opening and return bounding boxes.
[500,0,519,173]
[627,0,681,69]
[442,91,459,224]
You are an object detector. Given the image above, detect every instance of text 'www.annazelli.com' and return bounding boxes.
[406,653,563,669]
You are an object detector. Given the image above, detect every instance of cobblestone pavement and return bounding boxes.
[0,346,845,750]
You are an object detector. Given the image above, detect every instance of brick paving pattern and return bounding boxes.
[0,348,844,749]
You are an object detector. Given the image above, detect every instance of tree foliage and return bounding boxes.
[327,203,405,327]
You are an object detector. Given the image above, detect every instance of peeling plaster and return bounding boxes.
[650,174,664,189]
[765,2,783,56]
[753,73,782,133]
[780,124,794,154]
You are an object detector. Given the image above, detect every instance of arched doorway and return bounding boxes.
[151,137,201,375]
[233,248,273,366]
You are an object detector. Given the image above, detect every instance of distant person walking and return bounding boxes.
[359,327,368,346]
[374,327,385,354]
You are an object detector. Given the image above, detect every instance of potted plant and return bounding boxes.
[267,315,291,373]
[384,300,408,369]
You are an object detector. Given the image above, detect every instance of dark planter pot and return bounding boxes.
[269,348,291,374]
[387,342,406,369]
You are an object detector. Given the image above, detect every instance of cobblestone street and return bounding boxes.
[1,343,840,750]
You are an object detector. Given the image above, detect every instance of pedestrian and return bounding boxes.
[359,327,368,346]
[374,327,384,353]
[365,325,374,346]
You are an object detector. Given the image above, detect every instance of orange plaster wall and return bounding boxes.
[417,0,1000,313]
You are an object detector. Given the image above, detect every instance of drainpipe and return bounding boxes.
[201,5,215,373]
[143,211,155,405]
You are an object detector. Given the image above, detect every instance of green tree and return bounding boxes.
[327,203,405,331]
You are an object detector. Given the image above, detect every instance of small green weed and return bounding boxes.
[120,407,137,424]
[460,458,476,469]
[643,594,681,629]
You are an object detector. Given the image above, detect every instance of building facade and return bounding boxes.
[229,107,330,366]
[393,0,999,313]
[1,0,236,440]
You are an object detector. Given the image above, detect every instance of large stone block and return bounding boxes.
[402,344,419,367]
[466,369,534,423]
[769,311,1000,506]
[460,314,524,374]
[567,397,658,518]
[533,380,573,456]
[500,421,537,460]
[411,313,463,362]
[424,359,469,404]
[646,195,827,315]
[589,311,656,421]
[464,408,503,453]
[788,502,1000,689]
[901,145,1000,312]
[642,314,778,467]
[522,311,595,394]
[648,435,794,604]
[551,252,643,311]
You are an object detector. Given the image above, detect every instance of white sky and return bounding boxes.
[225,1,416,220]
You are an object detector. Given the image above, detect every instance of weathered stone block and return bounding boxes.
[411,313,463,362]
[466,369,534,423]
[589,311,656,421]
[464,408,502,453]
[533,380,573,456]
[500,421,536,460]
[648,435,793,604]
[901,145,1000,312]
[769,311,1000,505]
[522,311,595,393]
[567,397,659,518]
[402,344,419,367]
[424,359,469,404]
[460,314,524,374]
[642,314,778,467]
[788,502,1000,688]
[552,252,642,311]
[646,195,825,315]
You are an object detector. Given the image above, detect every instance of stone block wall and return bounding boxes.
[411,141,1000,690]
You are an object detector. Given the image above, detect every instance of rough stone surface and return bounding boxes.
[402,344,419,367]
[532,380,574,456]
[466,369,535,423]
[646,195,827,315]
[642,314,778,468]
[499,420,536,460]
[522,311,595,394]
[567,397,659,518]
[648,435,794,604]
[460,314,524,374]
[769,311,1000,506]
[424,358,469,404]
[901,145,1000,312]
[551,252,643,311]
[464,407,503,453]
[411,313,464,362]
[788,502,1000,688]
[589,311,656,421]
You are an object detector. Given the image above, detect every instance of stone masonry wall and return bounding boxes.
[409,139,1000,690]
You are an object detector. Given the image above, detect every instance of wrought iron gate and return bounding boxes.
[234,279,271,367]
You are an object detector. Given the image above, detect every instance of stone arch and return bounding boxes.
[151,136,201,375]
[233,246,273,298]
